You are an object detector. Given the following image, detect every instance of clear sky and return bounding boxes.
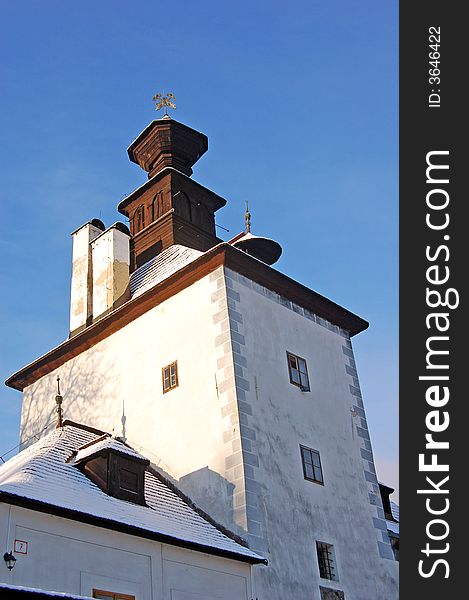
[0,1,398,499]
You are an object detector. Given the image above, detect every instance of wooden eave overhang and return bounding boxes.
[127,118,208,164]
[5,243,368,392]
[117,167,226,215]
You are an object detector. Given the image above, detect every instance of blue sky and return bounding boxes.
[0,1,398,498]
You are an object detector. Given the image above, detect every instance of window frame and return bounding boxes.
[316,541,338,581]
[286,351,310,391]
[92,590,135,600]
[300,445,324,485]
[162,360,178,393]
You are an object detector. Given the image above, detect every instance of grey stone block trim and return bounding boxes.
[210,267,268,548]
[209,267,224,282]
[364,468,378,483]
[378,541,395,560]
[382,530,392,543]
[356,427,370,440]
[353,405,366,419]
[373,517,388,531]
[342,337,395,560]
[349,385,362,398]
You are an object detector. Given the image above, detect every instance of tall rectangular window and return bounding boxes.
[162,361,178,393]
[316,541,338,581]
[300,445,324,484]
[287,351,310,391]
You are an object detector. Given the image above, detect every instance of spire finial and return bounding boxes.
[55,376,64,429]
[245,201,251,233]
[152,92,176,118]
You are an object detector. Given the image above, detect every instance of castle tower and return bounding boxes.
[6,115,398,599]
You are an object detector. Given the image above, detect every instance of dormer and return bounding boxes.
[74,434,150,505]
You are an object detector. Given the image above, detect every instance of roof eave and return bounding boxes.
[5,243,368,392]
[0,491,267,565]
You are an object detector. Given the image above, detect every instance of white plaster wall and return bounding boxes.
[0,504,252,599]
[226,268,398,599]
[20,273,236,528]
[18,263,398,599]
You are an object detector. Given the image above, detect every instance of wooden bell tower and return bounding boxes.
[118,117,227,270]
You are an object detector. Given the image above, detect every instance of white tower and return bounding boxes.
[7,115,398,600]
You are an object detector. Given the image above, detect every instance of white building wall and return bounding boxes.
[0,503,252,599]
[18,263,398,599]
[220,267,398,599]
[20,271,243,532]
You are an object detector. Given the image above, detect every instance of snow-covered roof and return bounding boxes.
[0,424,265,564]
[129,244,202,298]
[0,583,93,599]
[74,435,148,464]
[387,501,399,535]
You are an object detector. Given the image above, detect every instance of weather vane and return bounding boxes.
[152,92,176,117]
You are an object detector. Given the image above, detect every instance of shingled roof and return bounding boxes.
[129,244,202,298]
[0,422,265,565]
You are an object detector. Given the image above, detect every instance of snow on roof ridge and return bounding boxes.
[130,244,203,299]
[0,422,265,564]
[75,435,149,464]
[0,582,93,598]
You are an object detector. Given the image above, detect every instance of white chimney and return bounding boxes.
[91,223,131,321]
[69,219,105,336]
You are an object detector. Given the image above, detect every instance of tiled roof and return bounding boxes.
[130,244,202,298]
[0,424,264,564]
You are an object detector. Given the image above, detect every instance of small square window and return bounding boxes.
[162,361,178,393]
[319,586,345,600]
[316,541,338,581]
[300,445,324,484]
[287,352,310,391]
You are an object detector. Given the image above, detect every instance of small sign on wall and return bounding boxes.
[14,540,28,555]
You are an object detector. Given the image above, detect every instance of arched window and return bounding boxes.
[134,204,145,233]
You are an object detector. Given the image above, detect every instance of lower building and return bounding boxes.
[0,422,265,599]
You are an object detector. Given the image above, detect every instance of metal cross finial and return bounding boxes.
[152,92,176,116]
[245,201,251,233]
[55,376,64,429]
